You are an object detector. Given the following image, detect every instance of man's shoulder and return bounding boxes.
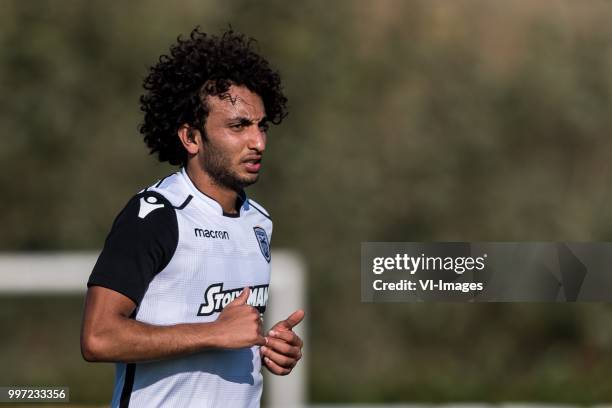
[110,189,177,235]
[111,171,191,225]
[247,198,271,221]
[141,171,194,210]
[127,190,175,220]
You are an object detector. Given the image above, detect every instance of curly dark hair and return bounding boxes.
[139,28,288,166]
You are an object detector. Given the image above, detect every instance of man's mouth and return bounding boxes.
[242,157,262,173]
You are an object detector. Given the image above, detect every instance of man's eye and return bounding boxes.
[258,123,269,132]
[230,124,244,130]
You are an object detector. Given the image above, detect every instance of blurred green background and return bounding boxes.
[2,0,612,404]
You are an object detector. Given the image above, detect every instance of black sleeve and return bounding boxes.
[87,191,178,305]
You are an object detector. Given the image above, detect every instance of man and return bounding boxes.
[80,28,304,408]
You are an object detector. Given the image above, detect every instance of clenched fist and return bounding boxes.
[211,287,266,349]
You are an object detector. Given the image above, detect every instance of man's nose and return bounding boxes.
[248,128,266,153]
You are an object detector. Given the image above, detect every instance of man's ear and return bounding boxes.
[177,124,201,155]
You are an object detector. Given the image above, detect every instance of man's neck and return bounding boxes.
[184,164,241,215]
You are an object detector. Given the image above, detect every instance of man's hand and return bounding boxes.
[261,310,305,375]
[212,287,267,349]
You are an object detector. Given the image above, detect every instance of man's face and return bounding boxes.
[199,84,268,191]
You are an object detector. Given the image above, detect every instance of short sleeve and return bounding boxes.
[87,191,178,305]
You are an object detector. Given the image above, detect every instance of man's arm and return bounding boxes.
[81,286,265,363]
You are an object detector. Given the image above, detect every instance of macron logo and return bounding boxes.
[194,228,230,240]
[138,196,164,219]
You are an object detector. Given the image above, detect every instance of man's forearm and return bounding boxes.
[82,317,222,363]
[81,286,265,363]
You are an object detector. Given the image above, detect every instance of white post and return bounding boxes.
[266,250,307,408]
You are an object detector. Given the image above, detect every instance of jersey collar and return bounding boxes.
[179,167,249,217]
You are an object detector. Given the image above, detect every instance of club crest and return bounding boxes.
[253,226,271,263]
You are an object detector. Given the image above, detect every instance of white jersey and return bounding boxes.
[88,168,273,408]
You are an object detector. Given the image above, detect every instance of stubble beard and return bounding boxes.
[201,140,259,192]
